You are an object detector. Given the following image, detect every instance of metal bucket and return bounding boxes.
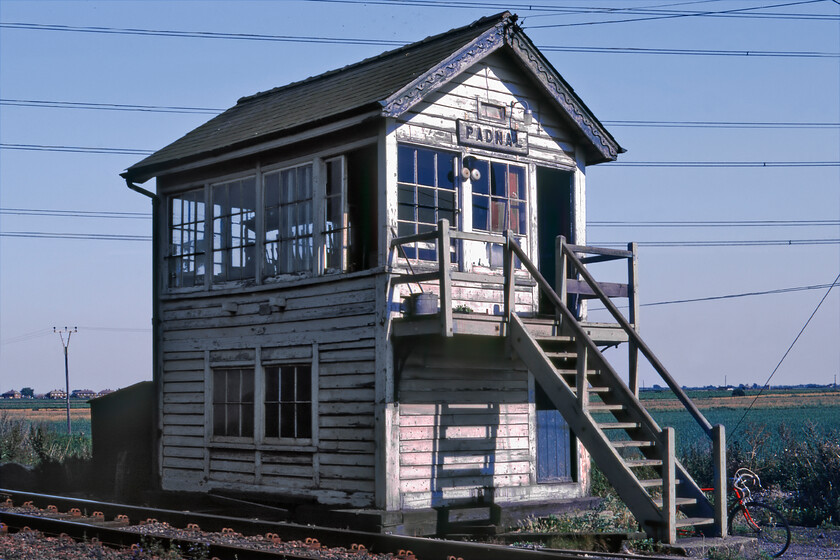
[405,292,439,316]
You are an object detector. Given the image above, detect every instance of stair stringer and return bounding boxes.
[508,315,669,540]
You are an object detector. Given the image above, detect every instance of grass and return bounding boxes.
[0,411,91,465]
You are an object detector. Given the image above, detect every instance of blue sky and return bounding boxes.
[1,0,838,393]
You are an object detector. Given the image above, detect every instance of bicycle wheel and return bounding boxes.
[728,501,791,558]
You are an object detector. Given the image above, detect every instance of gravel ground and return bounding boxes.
[2,524,839,559]
[784,526,840,560]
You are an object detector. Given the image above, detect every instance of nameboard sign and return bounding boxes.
[457,120,529,155]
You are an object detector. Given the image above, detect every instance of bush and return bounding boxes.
[679,421,840,527]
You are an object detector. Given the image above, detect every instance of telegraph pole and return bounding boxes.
[54,327,77,434]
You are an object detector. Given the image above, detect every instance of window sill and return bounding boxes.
[161,266,385,300]
[208,440,317,453]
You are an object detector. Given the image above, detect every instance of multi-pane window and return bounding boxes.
[212,368,255,438]
[264,365,312,439]
[397,145,458,260]
[264,165,314,276]
[168,188,206,288]
[324,157,347,273]
[212,178,257,283]
[471,160,527,236]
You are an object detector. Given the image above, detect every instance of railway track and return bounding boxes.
[0,489,675,560]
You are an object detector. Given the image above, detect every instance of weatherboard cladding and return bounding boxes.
[124,11,621,182]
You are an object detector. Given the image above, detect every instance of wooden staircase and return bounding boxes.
[389,221,728,544]
[509,315,716,542]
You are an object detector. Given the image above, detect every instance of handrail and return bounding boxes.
[388,223,713,437]
[559,244,714,438]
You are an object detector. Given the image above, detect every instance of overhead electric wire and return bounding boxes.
[730,271,840,440]
[0,208,151,219]
[0,232,151,241]
[7,100,838,130]
[302,0,839,21]
[1,22,837,58]
[639,282,840,307]
[0,144,154,155]
[591,239,840,247]
[589,219,840,228]
[602,119,840,129]
[0,99,224,114]
[609,161,840,168]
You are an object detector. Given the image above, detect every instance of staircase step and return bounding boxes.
[675,517,715,528]
[611,440,655,448]
[597,422,639,430]
[588,403,625,412]
[544,351,576,360]
[653,497,697,508]
[625,459,662,468]
[638,478,683,488]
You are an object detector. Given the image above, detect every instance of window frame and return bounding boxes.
[263,363,315,442]
[210,176,258,284]
[262,162,316,279]
[211,367,256,441]
[396,143,461,262]
[166,187,207,289]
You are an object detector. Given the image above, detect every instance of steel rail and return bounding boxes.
[0,489,668,560]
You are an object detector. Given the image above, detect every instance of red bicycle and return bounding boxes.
[723,468,791,558]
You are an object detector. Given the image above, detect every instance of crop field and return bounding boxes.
[641,389,840,455]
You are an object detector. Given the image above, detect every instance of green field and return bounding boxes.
[0,398,90,410]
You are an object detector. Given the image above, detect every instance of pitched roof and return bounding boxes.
[123,12,621,183]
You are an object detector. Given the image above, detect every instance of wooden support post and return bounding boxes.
[713,424,727,538]
[556,236,568,326]
[627,242,640,397]
[576,338,589,412]
[662,427,677,545]
[504,230,516,324]
[438,219,453,337]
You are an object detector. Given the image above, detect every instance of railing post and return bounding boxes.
[556,236,568,327]
[576,338,589,412]
[627,242,640,397]
[504,230,516,323]
[662,427,677,544]
[713,424,727,537]
[438,219,453,337]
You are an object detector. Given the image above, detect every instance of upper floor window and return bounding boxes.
[264,164,314,277]
[212,177,256,283]
[212,368,255,438]
[471,160,527,237]
[397,145,458,260]
[324,157,347,273]
[168,188,206,288]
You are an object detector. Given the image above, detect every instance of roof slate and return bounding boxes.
[123,13,507,181]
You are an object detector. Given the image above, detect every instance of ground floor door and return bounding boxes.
[535,381,572,482]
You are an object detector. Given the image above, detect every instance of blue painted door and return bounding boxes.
[535,382,572,482]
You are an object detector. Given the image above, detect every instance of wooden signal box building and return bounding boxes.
[123,12,726,541]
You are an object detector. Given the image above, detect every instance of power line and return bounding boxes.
[538,45,839,58]
[4,100,838,131]
[730,272,840,439]
[524,0,837,28]
[0,232,152,241]
[1,21,837,58]
[609,161,840,168]
[639,282,840,307]
[602,119,840,129]
[0,208,151,219]
[302,0,839,21]
[590,219,840,228]
[5,144,838,169]
[591,239,840,247]
[0,144,153,155]
[0,99,224,114]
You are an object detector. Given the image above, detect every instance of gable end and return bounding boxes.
[382,19,507,117]
[505,27,621,163]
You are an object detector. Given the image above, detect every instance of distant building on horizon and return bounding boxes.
[46,389,67,400]
[1,390,21,399]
